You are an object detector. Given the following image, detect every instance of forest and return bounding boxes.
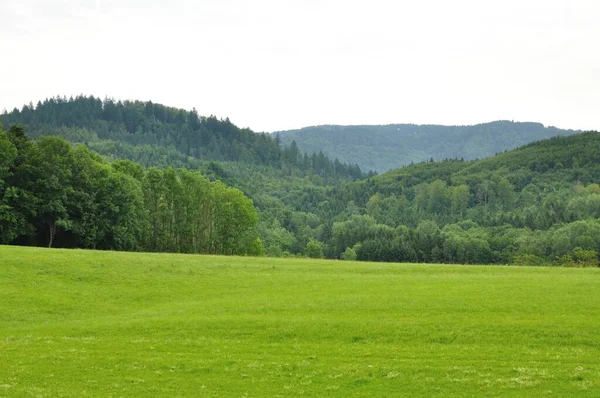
[1,96,600,266]
[0,125,261,255]
[0,96,366,180]
[276,122,578,173]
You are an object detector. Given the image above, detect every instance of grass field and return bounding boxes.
[1,246,599,397]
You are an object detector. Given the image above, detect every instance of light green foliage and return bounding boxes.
[414,220,442,261]
[557,247,599,268]
[211,181,259,255]
[0,131,259,255]
[341,246,357,260]
[513,253,549,266]
[332,215,394,257]
[441,222,493,264]
[260,219,296,257]
[1,246,600,396]
[450,184,470,216]
[305,238,324,258]
[142,168,259,255]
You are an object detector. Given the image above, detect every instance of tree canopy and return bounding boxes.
[0,126,261,255]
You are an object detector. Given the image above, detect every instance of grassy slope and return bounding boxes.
[1,246,599,396]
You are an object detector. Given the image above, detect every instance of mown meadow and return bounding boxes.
[1,245,599,396]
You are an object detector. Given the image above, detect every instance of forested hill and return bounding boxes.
[0,96,365,180]
[320,131,600,265]
[357,132,600,197]
[3,95,600,267]
[275,121,579,173]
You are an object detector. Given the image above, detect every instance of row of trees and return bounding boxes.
[327,214,599,267]
[0,126,261,255]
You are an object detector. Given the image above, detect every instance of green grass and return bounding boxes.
[1,246,599,396]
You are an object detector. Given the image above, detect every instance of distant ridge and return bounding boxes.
[275,121,579,173]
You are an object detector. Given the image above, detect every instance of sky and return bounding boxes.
[1,0,599,132]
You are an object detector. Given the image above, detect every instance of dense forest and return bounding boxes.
[2,97,600,266]
[0,125,261,255]
[0,96,366,180]
[276,122,579,173]
[335,132,600,266]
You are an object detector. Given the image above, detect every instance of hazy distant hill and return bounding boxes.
[275,121,579,173]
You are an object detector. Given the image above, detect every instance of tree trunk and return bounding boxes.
[48,221,56,248]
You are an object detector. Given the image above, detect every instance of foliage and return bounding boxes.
[3,98,600,266]
[341,245,358,261]
[320,132,600,266]
[0,129,259,255]
[0,96,364,180]
[305,239,324,258]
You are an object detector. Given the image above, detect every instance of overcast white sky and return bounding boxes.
[1,0,599,132]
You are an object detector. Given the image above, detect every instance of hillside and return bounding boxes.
[0,98,364,258]
[2,246,599,396]
[275,121,579,172]
[2,96,600,266]
[313,131,600,265]
[369,132,600,193]
[200,131,600,265]
[0,96,364,180]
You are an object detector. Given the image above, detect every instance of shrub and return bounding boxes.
[305,239,324,259]
[341,247,357,261]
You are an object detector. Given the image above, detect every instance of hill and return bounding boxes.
[275,121,579,172]
[0,96,364,180]
[315,131,600,265]
[2,245,599,396]
[2,96,600,266]
[0,97,365,258]
[369,132,600,193]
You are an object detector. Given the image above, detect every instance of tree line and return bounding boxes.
[0,125,262,255]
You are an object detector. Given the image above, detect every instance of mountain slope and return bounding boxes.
[0,96,363,258]
[306,131,600,265]
[275,121,579,173]
[368,131,600,194]
[0,96,364,180]
[3,96,600,266]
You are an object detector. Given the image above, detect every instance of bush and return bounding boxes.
[341,247,357,261]
[513,254,549,266]
[558,248,599,267]
[305,239,324,259]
